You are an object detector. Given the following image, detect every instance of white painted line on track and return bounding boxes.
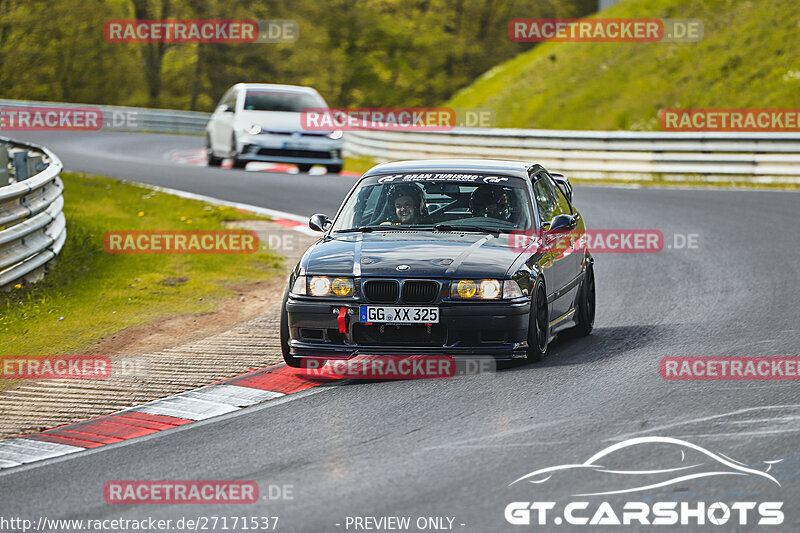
[135,182,320,235]
[181,384,285,408]
[0,439,83,464]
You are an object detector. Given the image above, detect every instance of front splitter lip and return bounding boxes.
[289,342,529,360]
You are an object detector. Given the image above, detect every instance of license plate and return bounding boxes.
[282,141,310,150]
[359,306,439,324]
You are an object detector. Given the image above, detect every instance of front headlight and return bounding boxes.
[451,279,503,299]
[246,124,262,135]
[327,130,343,140]
[305,276,353,297]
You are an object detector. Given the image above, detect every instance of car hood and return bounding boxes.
[302,232,524,278]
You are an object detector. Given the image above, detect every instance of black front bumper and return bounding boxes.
[286,297,531,360]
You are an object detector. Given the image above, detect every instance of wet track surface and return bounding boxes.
[3,131,800,531]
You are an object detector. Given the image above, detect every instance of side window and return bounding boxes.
[548,176,572,216]
[533,176,557,224]
[223,89,237,109]
[217,89,236,112]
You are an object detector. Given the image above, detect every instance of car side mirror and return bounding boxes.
[552,174,573,204]
[309,213,331,232]
[546,214,576,232]
[221,104,234,113]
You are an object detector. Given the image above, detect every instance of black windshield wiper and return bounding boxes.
[334,225,417,233]
[433,223,507,235]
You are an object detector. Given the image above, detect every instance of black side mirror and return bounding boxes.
[221,104,234,113]
[309,213,331,232]
[552,174,573,204]
[546,214,576,231]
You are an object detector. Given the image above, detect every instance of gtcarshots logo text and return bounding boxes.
[505,437,784,527]
[505,501,783,526]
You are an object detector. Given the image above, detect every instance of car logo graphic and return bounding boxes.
[378,176,399,183]
[396,265,410,271]
[509,436,782,497]
[483,176,508,183]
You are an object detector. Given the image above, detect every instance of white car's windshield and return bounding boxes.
[331,173,534,232]
[243,91,323,112]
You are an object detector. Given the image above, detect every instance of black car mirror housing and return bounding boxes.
[309,213,331,232]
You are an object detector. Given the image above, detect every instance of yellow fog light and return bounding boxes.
[456,280,478,298]
[309,276,331,296]
[331,277,353,296]
[479,279,501,299]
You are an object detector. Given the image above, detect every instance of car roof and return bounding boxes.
[362,159,542,180]
[233,83,320,94]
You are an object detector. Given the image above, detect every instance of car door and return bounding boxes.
[532,173,574,321]
[547,173,582,317]
[209,88,237,154]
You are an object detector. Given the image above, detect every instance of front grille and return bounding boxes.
[402,281,438,304]
[256,148,331,159]
[363,280,399,303]
[353,324,446,346]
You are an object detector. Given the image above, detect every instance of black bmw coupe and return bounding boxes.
[280,159,595,367]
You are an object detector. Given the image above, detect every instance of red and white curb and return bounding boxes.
[168,148,360,177]
[0,364,341,470]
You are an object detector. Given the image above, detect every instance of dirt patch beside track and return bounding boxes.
[0,221,317,439]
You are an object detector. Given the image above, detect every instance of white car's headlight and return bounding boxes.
[246,124,262,135]
[327,130,343,140]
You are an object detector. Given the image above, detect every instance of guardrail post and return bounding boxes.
[13,150,29,181]
[0,143,8,185]
[28,154,45,175]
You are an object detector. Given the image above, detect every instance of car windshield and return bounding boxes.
[330,173,534,233]
[243,91,323,112]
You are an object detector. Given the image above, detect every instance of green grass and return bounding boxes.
[344,155,381,175]
[447,0,800,130]
[0,172,283,364]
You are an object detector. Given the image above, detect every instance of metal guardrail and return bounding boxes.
[0,99,209,135]
[2,99,799,183]
[343,128,800,184]
[0,137,66,289]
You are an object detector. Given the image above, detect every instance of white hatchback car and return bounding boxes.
[205,83,343,173]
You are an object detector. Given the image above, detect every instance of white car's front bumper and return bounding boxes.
[237,133,343,165]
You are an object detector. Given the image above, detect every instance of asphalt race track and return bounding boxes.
[3,131,799,531]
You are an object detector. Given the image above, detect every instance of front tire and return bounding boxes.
[574,263,595,336]
[526,279,549,362]
[326,164,342,174]
[206,136,222,167]
[231,135,247,169]
[280,286,303,368]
